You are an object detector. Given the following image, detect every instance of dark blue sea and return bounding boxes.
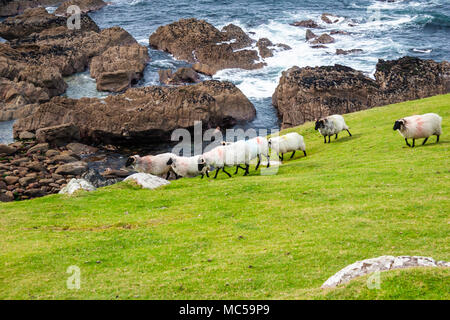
[1,0,449,144]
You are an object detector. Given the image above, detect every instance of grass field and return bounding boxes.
[0,94,449,299]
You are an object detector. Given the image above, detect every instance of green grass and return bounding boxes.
[0,94,449,300]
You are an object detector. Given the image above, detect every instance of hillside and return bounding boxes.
[0,94,449,299]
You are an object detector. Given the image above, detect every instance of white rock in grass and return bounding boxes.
[321,255,449,288]
[124,173,170,190]
[59,178,96,195]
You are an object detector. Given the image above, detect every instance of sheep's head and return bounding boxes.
[125,155,138,168]
[315,119,325,130]
[393,119,405,131]
[197,157,206,171]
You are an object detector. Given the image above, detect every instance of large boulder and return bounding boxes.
[375,56,450,104]
[89,43,150,92]
[290,19,320,28]
[35,123,81,146]
[124,173,170,190]
[272,56,450,128]
[0,7,99,40]
[158,67,200,85]
[149,18,266,75]
[59,178,96,195]
[0,0,62,17]
[13,80,256,144]
[54,0,107,16]
[322,256,450,288]
[272,64,381,128]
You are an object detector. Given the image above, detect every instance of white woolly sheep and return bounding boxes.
[315,114,352,143]
[125,152,176,179]
[393,113,442,147]
[166,155,210,178]
[221,136,270,172]
[268,132,306,161]
[202,140,252,178]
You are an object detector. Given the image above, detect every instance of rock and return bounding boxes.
[272,57,450,128]
[321,256,450,288]
[124,173,170,190]
[256,38,274,58]
[4,175,19,185]
[290,19,320,28]
[14,80,256,144]
[0,144,16,155]
[19,176,35,186]
[321,13,340,24]
[59,178,96,195]
[311,45,328,49]
[55,161,88,175]
[149,18,265,75]
[50,154,79,164]
[0,0,61,17]
[0,191,14,202]
[330,30,350,35]
[45,149,60,157]
[158,67,200,85]
[89,43,150,92]
[54,0,107,16]
[311,34,335,44]
[336,48,363,55]
[66,142,98,155]
[272,64,381,128]
[375,56,450,104]
[35,124,81,145]
[0,7,99,40]
[100,169,130,178]
[28,143,49,154]
[305,29,317,41]
[26,161,45,172]
[19,131,35,140]
[82,168,122,188]
[24,188,45,198]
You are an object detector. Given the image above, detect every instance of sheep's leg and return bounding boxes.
[323,136,326,144]
[201,173,204,179]
[222,167,232,178]
[335,134,338,140]
[422,137,429,145]
[165,171,170,180]
[346,129,352,136]
[303,150,307,157]
[328,136,331,143]
[214,168,220,179]
[234,166,240,174]
[290,150,296,159]
[206,171,210,178]
[436,135,440,143]
[405,138,411,147]
[278,153,283,161]
[265,154,270,168]
[412,139,415,148]
[255,155,261,171]
[243,164,250,176]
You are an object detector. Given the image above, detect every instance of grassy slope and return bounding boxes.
[0,94,449,300]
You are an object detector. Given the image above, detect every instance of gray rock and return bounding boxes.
[28,143,49,154]
[124,173,170,190]
[55,161,88,175]
[36,124,80,146]
[0,144,16,155]
[19,131,35,140]
[321,255,450,288]
[59,178,96,195]
[305,29,317,41]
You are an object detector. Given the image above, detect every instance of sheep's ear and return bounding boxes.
[166,158,173,165]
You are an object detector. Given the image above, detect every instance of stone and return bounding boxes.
[321,13,340,24]
[311,34,335,44]
[0,144,16,155]
[305,29,317,41]
[55,161,88,175]
[158,67,200,85]
[321,256,450,288]
[336,48,363,55]
[35,124,80,146]
[124,173,170,190]
[28,143,49,154]
[4,175,19,185]
[0,191,14,202]
[290,19,320,28]
[19,131,35,140]
[45,149,60,157]
[0,0,61,17]
[256,38,274,58]
[54,0,107,16]
[18,176,35,186]
[66,142,98,155]
[59,178,96,195]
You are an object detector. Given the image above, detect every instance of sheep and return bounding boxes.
[268,132,306,161]
[125,153,176,179]
[315,114,352,143]
[222,136,270,171]
[201,140,251,178]
[166,155,210,178]
[393,113,442,147]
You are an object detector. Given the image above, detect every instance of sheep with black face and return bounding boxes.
[315,114,352,143]
[393,113,442,147]
[166,155,210,179]
[125,153,176,180]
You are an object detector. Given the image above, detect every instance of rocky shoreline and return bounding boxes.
[1,6,450,201]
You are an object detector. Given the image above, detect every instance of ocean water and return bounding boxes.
[1,0,449,144]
